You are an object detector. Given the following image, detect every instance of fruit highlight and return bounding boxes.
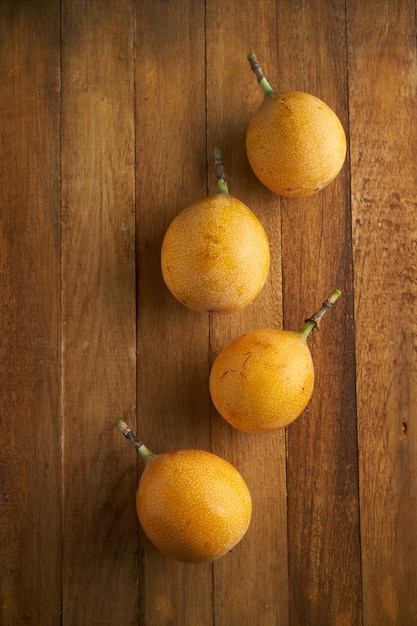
[246,53,347,198]
[209,289,341,433]
[116,420,252,563]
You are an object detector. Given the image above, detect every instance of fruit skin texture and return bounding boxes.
[161,194,270,312]
[246,91,347,198]
[136,449,252,563]
[209,329,314,433]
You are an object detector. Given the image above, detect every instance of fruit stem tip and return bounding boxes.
[247,52,274,97]
[299,288,342,340]
[213,148,229,195]
[115,420,154,462]
[328,288,342,303]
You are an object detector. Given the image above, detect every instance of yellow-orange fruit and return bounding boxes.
[161,194,270,312]
[209,329,314,433]
[246,91,346,197]
[136,449,252,563]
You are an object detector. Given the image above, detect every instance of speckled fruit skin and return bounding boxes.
[246,91,347,198]
[161,194,270,312]
[136,449,252,563]
[209,329,315,433]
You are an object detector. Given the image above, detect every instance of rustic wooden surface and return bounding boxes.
[1,1,416,624]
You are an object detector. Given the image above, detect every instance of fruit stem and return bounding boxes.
[298,289,342,341]
[115,419,155,463]
[213,148,229,194]
[247,52,275,98]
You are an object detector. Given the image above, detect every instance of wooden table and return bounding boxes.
[1,1,416,624]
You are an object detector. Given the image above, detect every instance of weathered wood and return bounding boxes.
[348,1,417,623]
[60,1,137,622]
[0,2,61,624]
[277,1,362,624]
[205,2,289,623]
[1,1,416,623]
[135,1,214,623]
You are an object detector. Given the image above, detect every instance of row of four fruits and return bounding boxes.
[116,53,346,563]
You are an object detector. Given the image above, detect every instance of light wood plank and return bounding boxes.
[135,1,214,623]
[0,2,61,624]
[61,0,137,622]
[278,1,362,623]
[348,1,417,623]
[205,2,289,624]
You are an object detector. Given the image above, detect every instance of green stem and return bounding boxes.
[213,148,229,194]
[115,419,155,462]
[298,289,342,341]
[247,52,275,98]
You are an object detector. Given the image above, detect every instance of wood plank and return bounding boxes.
[205,2,289,624]
[135,1,214,623]
[60,1,137,622]
[0,2,61,624]
[277,1,362,623]
[347,1,417,623]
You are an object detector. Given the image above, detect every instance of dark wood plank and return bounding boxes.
[135,1,214,623]
[277,1,362,623]
[0,2,61,624]
[205,2,289,623]
[347,1,417,623]
[60,1,138,622]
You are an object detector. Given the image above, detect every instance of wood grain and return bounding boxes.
[277,1,362,624]
[0,2,61,626]
[1,1,416,624]
[206,2,288,624]
[348,1,417,623]
[135,2,213,623]
[0,2,61,624]
[61,0,137,622]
